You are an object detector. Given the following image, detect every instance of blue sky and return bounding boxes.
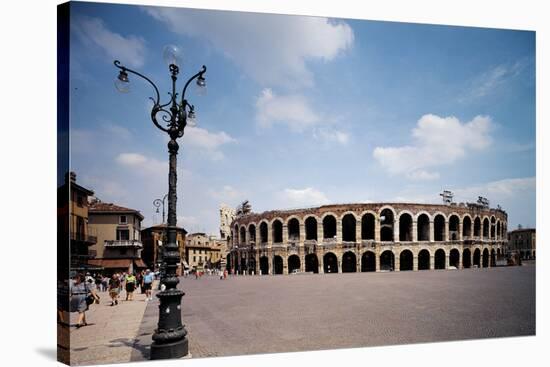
[69,2,536,234]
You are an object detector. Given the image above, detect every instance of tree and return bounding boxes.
[236,200,252,217]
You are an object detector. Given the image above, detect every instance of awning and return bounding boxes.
[134,259,147,268]
[88,259,132,269]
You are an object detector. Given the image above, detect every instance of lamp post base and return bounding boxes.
[150,337,189,360]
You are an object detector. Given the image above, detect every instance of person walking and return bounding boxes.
[142,269,154,301]
[70,273,99,328]
[108,273,121,306]
[125,273,137,301]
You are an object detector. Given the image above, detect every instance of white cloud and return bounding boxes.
[255,88,319,131]
[116,152,167,176]
[373,114,493,180]
[279,188,330,208]
[208,185,245,203]
[72,15,147,68]
[183,126,236,160]
[454,177,535,200]
[144,7,353,88]
[313,128,350,145]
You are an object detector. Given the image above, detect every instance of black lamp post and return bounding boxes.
[114,45,207,359]
[153,193,168,224]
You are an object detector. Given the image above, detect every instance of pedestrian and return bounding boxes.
[70,273,99,328]
[108,273,121,306]
[95,274,103,292]
[125,273,137,301]
[142,269,154,301]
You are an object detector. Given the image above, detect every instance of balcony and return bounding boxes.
[70,232,97,244]
[104,240,143,248]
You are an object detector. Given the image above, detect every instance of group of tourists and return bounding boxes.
[66,269,157,329]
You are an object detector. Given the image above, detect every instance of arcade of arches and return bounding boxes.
[228,203,507,275]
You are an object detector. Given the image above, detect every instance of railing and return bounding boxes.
[70,232,97,244]
[104,240,143,248]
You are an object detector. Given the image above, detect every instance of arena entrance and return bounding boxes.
[473,249,481,268]
[482,249,489,268]
[342,251,357,273]
[260,256,269,275]
[361,251,376,272]
[380,250,394,271]
[288,255,301,273]
[463,249,471,268]
[324,252,338,273]
[274,256,283,275]
[450,249,460,268]
[399,250,413,271]
[418,249,430,270]
[305,254,319,273]
[435,249,446,269]
[248,258,256,275]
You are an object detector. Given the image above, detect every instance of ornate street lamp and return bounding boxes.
[113,44,207,359]
[153,193,168,224]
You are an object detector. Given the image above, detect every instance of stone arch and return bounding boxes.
[260,256,269,275]
[361,212,376,240]
[482,248,489,268]
[435,248,446,269]
[482,217,490,239]
[490,249,496,267]
[462,215,472,238]
[234,224,239,244]
[434,213,446,241]
[322,214,337,239]
[473,248,481,267]
[259,221,268,243]
[287,217,300,242]
[240,226,246,244]
[418,249,431,270]
[380,207,395,242]
[304,216,318,241]
[380,250,395,271]
[496,221,501,240]
[361,251,376,272]
[463,248,471,268]
[450,248,460,268]
[342,213,357,242]
[448,214,460,241]
[490,216,496,239]
[305,253,319,273]
[272,219,283,243]
[273,255,283,274]
[399,212,413,242]
[342,251,357,273]
[474,217,481,237]
[400,249,413,271]
[323,252,338,273]
[248,223,256,244]
[417,213,430,241]
[288,255,300,273]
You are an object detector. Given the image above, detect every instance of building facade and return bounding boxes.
[228,202,508,275]
[219,204,236,240]
[185,233,223,271]
[507,228,536,260]
[141,224,187,271]
[88,201,146,274]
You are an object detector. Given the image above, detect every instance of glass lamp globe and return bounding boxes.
[162,45,182,67]
[195,76,207,96]
[114,71,130,93]
[187,114,197,127]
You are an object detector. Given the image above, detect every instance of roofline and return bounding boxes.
[89,209,144,221]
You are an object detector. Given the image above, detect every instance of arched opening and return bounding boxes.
[226,254,231,270]
[490,249,496,267]
[305,254,319,273]
[434,214,445,241]
[435,249,446,269]
[490,217,496,239]
[234,225,239,245]
[473,248,481,267]
[417,214,430,241]
[288,218,300,242]
[482,248,489,267]
[380,250,395,271]
[260,222,268,243]
[399,213,413,241]
[497,248,501,257]
[273,255,283,274]
[496,221,501,240]
[450,249,460,268]
[323,215,337,239]
[418,249,430,270]
[248,258,256,275]
[240,256,247,273]
[260,256,269,275]
[474,217,481,237]
[361,213,375,240]
[288,255,300,273]
[248,224,256,244]
[342,214,356,242]
[400,250,413,271]
[361,251,376,272]
[463,216,472,238]
[483,218,489,239]
[240,227,246,244]
[449,215,459,241]
[272,220,283,243]
[380,209,394,241]
[463,249,471,268]
[305,217,317,240]
[323,252,338,273]
[342,251,357,273]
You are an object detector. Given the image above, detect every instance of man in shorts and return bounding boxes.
[142,269,154,301]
